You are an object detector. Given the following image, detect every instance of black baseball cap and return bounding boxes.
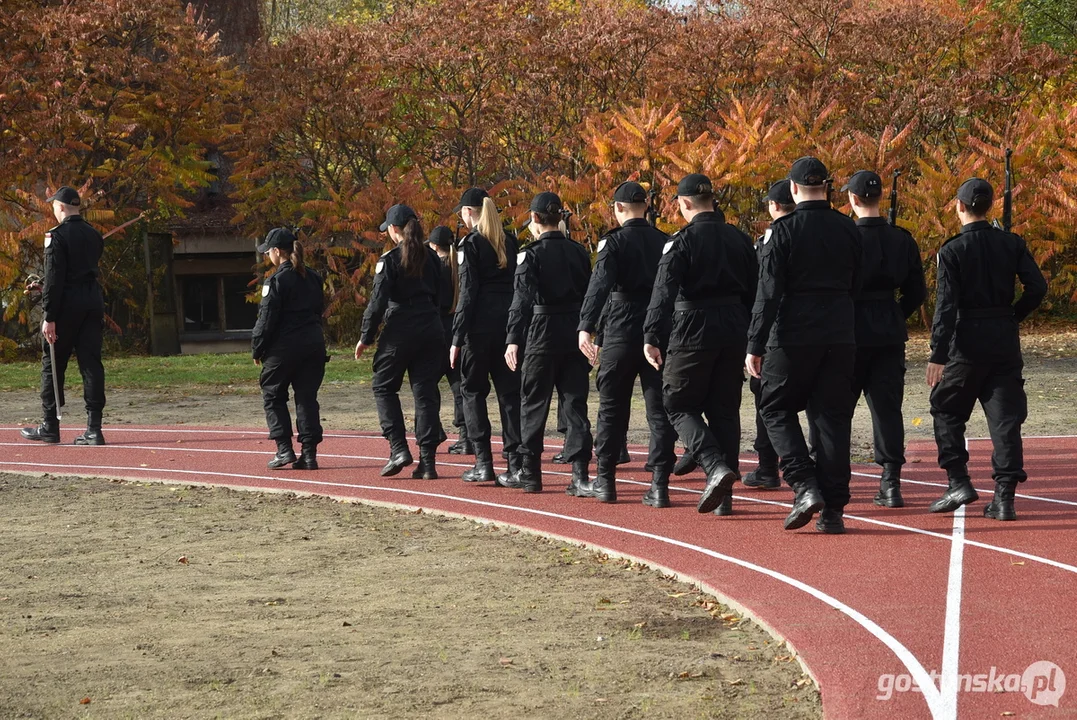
[256,227,296,254]
[765,180,794,206]
[956,178,994,208]
[613,181,648,203]
[45,186,80,206]
[529,191,563,214]
[841,170,883,198]
[379,204,418,232]
[789,156,829,186]
[428,225,454,248]
[453,187,489,212]
[675,173,713,198]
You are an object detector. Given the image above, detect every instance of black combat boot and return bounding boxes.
[815,508,846,534]
[268,439,297,469]
[551,446,568,464]
[673,452,698,476]
[784,476,825,530]
[713,494,733,516]
[874,463,904,508]
[74,410,106,446]
[412,448,438,479]
[447,425,474,455]
[642,468,671,509]
[502,455,542,493]
[565,457,590,497]
[21,416,60,444]
[381,442,413,477]
[929,472,978,513]
[293,442,319,470]
[496,454,522,487]
[580,458,616,503]
[983,481,1017,521]
[743,456,780,489]
[462,443,495,483]
[696,453,738,514]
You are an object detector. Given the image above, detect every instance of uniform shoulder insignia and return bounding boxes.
[375,260,385,274]
[662,240,675,254]
[457,250,465,265]
[763,228,773,245]
[262,284,271,298]
[44,232,52,249]
[517,250,527,265]
[597,236,612,253]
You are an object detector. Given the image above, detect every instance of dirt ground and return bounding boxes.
[0,473,819,719]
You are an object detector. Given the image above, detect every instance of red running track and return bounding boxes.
[1,426,1074,720]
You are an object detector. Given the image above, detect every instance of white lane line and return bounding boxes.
[0,458,946,719]
[939,505,966,720]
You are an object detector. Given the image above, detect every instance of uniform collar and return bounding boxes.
[537,230,567,242]
[856,216,887,227]
[621,217,650,228]
[688,209,725,225]
[278,260,294,271]
[961,220,992,233]
[795,200,831,211]
[60,215,84,225]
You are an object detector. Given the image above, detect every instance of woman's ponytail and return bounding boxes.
[290,240,307,277]
[399,217,426,277]
[475,196,507,269]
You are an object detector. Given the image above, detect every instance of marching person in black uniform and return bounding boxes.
[252,228,327,470]
[746,157,862,534]
[502,192,593,493]
[428,226,469,455]
[21,186,107,446]
[357,205,445,479]
[578,181,676,505]
[643,174,757,516]
[449,188,522,483]
[844,170,927,507]
[926,178,1046,521]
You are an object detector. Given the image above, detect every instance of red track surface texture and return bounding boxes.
[2,426,1074,720]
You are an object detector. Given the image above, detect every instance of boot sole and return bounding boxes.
[381,459,413,477]
[816,523,846,534]
[696,472,736,514]
[642,498,671,509]
[928,491,978,513]
[22,435,60,444]
[74,439,107,446]
[873,496,905,508]
[743,480,780,489]
[784,497,825,530]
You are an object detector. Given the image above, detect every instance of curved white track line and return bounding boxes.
[0,458,946,719]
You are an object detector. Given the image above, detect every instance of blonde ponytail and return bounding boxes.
[475,196,507,269]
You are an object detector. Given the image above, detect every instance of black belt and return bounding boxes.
[789,291,847,297]
[861,291,895,301]
[957,307,1013,319]
[533,303,581,315]
[674,297,741,311]
[388,298,434,310]
[611,291,651,303]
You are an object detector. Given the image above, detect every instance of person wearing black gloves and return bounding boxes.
[428,226,469,455]
[844,170,927,507]
[450,188,522,484]
[578,181,676,505]
[745,157,862,534]
[22,186,107,446]
[357,205,445,480]
[252,228,327,470]
[926,178,1046,521]
[502,192,593,494]
[643,174,757,516]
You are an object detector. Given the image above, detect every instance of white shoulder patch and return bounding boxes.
[375,260,385,274]
[517,251,527,265]
[261,284,270,298]
[597,239,607,253]
[457,250,465,265]
[763,228,772,245]
[44,233,52,249]
[662,240,674,255]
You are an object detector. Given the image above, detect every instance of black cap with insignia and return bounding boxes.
[765,180,794,205]
[379,204,418,232]
[675,173,713,198]
[613,181,648,203]
[788,156,829,186]
[45,186,80,206]
[256,227,297,254]
[529,191,563,214]
[453,187,489,213]
[956,178,994,210]
[841,170,883,198]
[428,225,455,248]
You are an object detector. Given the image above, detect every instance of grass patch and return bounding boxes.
[0,349,373,392]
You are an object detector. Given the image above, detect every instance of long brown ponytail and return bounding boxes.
[289,240,307,277]
[399,217,426,277]
[447,241,460,310]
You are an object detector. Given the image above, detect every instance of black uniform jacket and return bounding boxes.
[578,218,668,347]
[854,217,927,347]
[747,200,862,356]
[643,210,757,352]
[506,230,592,354]
[360,245,443,346]
[452,229,519,346]
[42,215,104,322]
[252,260,326,361]
[929,221,1047,365]
[437,257,455,341]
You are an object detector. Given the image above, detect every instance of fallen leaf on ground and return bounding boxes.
[499,657,513,666]
[177,556,188,564]
[80,697,91,705]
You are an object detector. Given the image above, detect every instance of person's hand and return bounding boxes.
[644,343,663,371]
[578,331,598,366]
[253,358,261,366]
[355,341,370,360]
[745,353,763,379]
[926,362,945,388]
[41,320,57,345]
[505,344,520,372]
[449,344,460,370]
